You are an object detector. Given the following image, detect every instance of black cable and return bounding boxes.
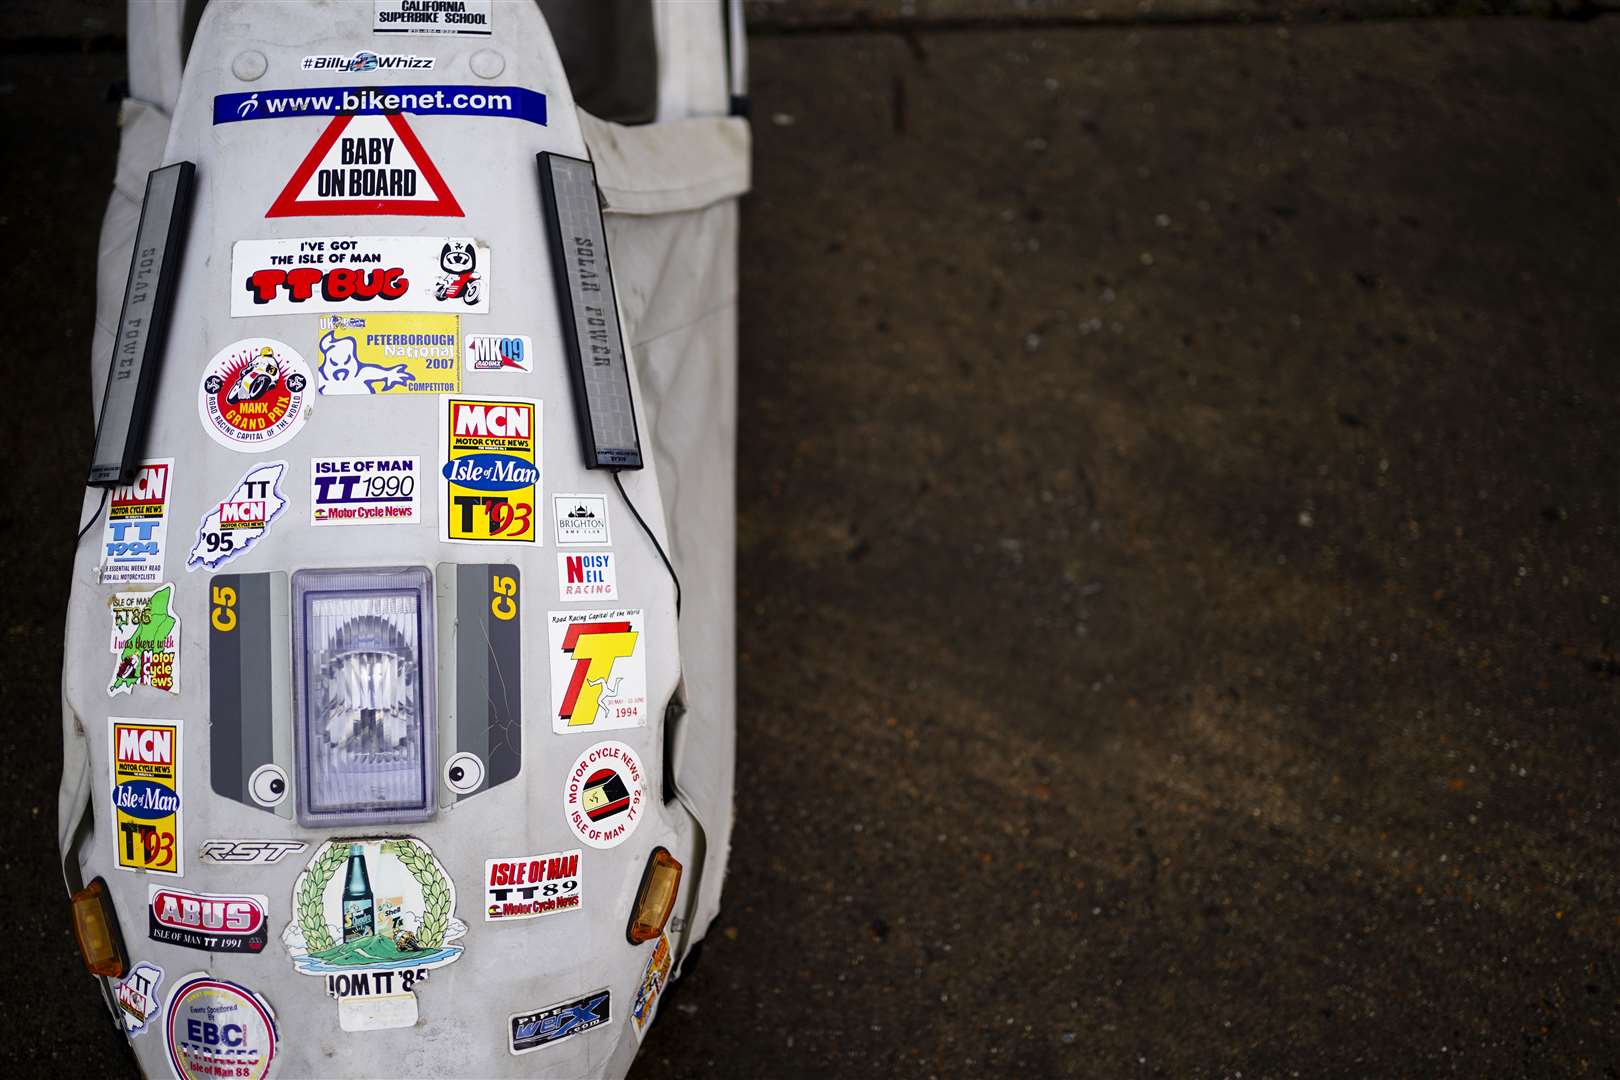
[76,488,110,545]
[612,469,681,618]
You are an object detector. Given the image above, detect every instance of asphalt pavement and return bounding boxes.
[5,6,1620,1078]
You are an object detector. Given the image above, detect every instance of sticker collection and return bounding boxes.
[90,29,686,1063]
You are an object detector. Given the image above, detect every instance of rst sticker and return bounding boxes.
[201,840,308,865]
[484,850,582,922]
[108,584,180,696]
[198,340,312,452]
[232,236,489,316]
[99,459,172,585]
[186,462,289,571]
[557,552,617,602]
[549,608,647,733]
[165,974,277,1080]
[115,961,164,1037]
[509,991,610,1056]
[149,886,269,953]
[466,333,531,373]
[563,741,645,850]
[552,493,610,546]
[316,313,458,395]
[111,718,182,876]
[311,456,420,525]
[439,396,541,544]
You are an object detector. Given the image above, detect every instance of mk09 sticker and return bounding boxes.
[186,462,289,571]
[557,552,618,602]
[198,340,311,453]
[316,314,458,394]
[440,396,541,544]
[311,456,420,525]
[552,493,610,546]
[165,973,277,1080]
[484,850,582,922]
[563,741,645,850]
[115,961,164,1037]
[231,236,489,316]
[111,718,182,876]
[108,584,180,697]
[99,459,172,585]
[631,932,673,1042]
[466,333,532,373]
[509,991,610,1055]
[148,886,269,953]
[549,608,646,733]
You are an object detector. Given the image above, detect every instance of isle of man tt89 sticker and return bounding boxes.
[198,339,312,452]
[563,741,645,850]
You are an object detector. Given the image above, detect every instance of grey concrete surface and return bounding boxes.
[4,9,1620,1080]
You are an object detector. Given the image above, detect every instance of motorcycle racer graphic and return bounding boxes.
[435,241,481,305]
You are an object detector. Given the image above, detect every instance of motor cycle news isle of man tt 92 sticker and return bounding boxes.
[110,718,183,876]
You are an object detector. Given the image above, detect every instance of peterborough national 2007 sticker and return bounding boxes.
[99,459,172,585]
[199,340,311,452]
[316,314,458,395]
[549,609,646,733]
[440,396,541,544]
[108,583,180,696]
[111,717,182,876]
[232,236,489,316]
[311,456,420,525]
[563,741,645,850]
[187,462,289,571]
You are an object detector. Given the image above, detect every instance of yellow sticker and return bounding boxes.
[439,396,541,544]
[110,718,183,875]
[315,313,459,395]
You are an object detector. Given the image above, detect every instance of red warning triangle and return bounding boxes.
[266,112,463,218]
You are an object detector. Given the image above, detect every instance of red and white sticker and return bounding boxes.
[148,886,270,953]
[231,236,490,316]
[268,112,461,218]
[484,850,582,922]
[563,741,645,850]
[557,552,617,603]
[198,339,311,452]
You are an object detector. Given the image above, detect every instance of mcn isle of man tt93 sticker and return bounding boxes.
[198,339,311,453]
[165,973,277,1080]
[315,313,459,395]
[563,741,645,850]
[99,458,172,585]
[549,608,647,733]
[439,395,540,545]
[114,961,164,1037]
[108,584,180,697]
[283,838,465,1032]
[631,932,673,1042]
[187,462,289,571]
[110,718,182,876]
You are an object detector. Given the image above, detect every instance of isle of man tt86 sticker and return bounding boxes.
[198,339,311,452]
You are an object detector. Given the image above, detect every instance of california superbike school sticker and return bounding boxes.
[439,395,540,544]
[165,973,277,1080]
[199,339,311,452]
[111,718,182,876]
[563,741,644,850]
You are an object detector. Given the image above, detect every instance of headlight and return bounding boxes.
[291,567,436,826]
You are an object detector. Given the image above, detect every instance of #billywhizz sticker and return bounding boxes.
[198,340,311,453]
[440,396,540,544]
[99,459,172,585]
[231,236,489,316]
[111,718,182,875]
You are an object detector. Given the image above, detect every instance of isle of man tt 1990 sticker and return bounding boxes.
[198,339,311,452]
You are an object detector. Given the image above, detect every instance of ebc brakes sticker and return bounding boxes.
[209,573,295,819]
[435,564,522,805]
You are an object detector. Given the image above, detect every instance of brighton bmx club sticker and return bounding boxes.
[484,850,582,922]
[509,990,610,1056]
[99,458,172,585]
[108,584,180,697]
[557,552,617,602]
[466,333,531,373]
[165,973,277,1080]
[549,609,647,733]
[311,456,420,525]
[440,396,541,544]
[316,314,458,395]
[199,339,311,453]
[563,741,645,850]
[231,236,490,316]
[552,493,610,546]
[631,932,673,1042]
[114,961,164,1037]
[149,886,269,953]
[186,462,289,571]
[110,718,182,876]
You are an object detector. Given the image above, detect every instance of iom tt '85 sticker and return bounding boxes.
[199,339,311,452]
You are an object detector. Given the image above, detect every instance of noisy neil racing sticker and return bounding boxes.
[509,991,610,1056]
[232,236,489,316]
[440,396,541,544]
[485,850,581,922]
[311,456,420,525]
[316,314,458,395]
[108,584,180,697]
[187,462,289,571]
[111,718,182,876]
[549,609,647,733]
[198,339,311,453]
[149,886,269,954]
[165,973,277,1080]
[99,458,172,585]
[563,741,645,850]
[557,552,617,602]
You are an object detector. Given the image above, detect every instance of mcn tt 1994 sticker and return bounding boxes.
[99,459,172,585]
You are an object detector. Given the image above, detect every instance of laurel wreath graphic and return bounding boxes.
[293,840,452,954]
[295,843,349,953]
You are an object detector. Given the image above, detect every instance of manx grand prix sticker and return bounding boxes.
[198,339,311,452]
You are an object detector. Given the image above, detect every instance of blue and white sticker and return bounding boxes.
[509,990,609,1055]
[99,459,173,585]
[114,961,164,1037]
[214,84,541,126]
[466,334,532,373]
[311,456,421,526]
[186,463,289,571]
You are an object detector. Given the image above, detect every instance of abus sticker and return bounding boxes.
[148,886,269,953]
[108,584,180,696]
[549,608,647,733]
[165,974,277,1080]
[111,718,182,876]
[466,333,531,373]
[440,396,541,544]
[115,961,164,1037]
[557,552,617,602]
[198,339,311,452]
[311,456,420,525]
[509,991,610,1055]
[232,236,489,316]
[99,459,172,585]
[316,314,458,395]
[485,850,582,922]
[563,741,645,850]
[187,462,289,571]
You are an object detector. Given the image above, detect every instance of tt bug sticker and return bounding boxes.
[484,850,582,922]
[186,462,289,571]
[466,333,532,373]
[114,961,164,1037]
[311,456,420,525]
[165,973,277,1080]
[148,886,269,953]
[200,840,307,865]
[440,396,541,544]
[283,838,465,1032]
[99,459,172,584]
[630,932,672,1042]
[316,314,458,395]
[563,741,645,850]
[232,236,489,316]
[509,991,610,1055]
[549,608,646,733]
[557,552,617,602]
[272,113,459,218]
[198,340,311,452]
[111,718,182,876]
[108,584,180,696]
[374,0,492,35]
[552,493,610,546]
